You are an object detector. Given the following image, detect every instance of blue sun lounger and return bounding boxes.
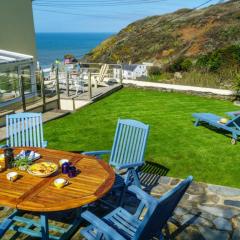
[192,113,240,144]
[226,110,240,118]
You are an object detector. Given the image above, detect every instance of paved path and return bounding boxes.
[123,79,234,96]
[150,176,240,240]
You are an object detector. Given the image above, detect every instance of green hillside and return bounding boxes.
[85,0,240,65]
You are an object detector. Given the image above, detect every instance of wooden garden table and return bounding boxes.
[0,147,115,240]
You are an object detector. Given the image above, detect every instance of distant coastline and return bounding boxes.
[36,32,114,68]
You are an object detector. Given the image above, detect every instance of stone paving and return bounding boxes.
[0,176,240,239]
[151,176,240,240]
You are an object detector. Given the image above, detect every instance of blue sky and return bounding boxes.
[33,0,222,33]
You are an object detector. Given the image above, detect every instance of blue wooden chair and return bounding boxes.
[83,119,149,206]
[83,119,149,188]
[1,113,47,148]
[193,113,240,144]
[80,176,193,240]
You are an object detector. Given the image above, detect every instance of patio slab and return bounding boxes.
[150,176,240,239]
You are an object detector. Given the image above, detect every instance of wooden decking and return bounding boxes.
[60,83,122,101]
[59,83,122,111]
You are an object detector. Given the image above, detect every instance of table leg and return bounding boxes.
[40,214,49,240]
[60,207,83,240]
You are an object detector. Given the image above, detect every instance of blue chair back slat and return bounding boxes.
[9,118,13,147]
[6,116,9,147]
[17,119,21,146]
[135,176,193,240]
[227,115,240,128]
[6,116,9,146]
[13,118,17,147]
[135,128,145,163]
[32,117,37,147]
[25,116,29,146]
[109,119,149,169]
[124,125,135,163]
[21,118,25,147]
[36,117,41,147]
[6,113,46,148]
[39,114,44,147]
[29,116,33,146]
[121,125,129,163]
[128,127,137,162]
[117,124,129,165]
[133,128,143,164]
[110,122,124,165]
[10,118,14,147]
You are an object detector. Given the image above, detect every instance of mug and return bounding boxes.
[6,172,18,182]
[68,166,77,178]
[54,178,68,189]
[59,159,69,166]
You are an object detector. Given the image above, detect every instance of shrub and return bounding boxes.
[233,72,240,100]
[196,55,210,70]
[195,51,222,72]
[168,57,192,72]
[180,59,193,71]
[148,66,162,75]
[195,44,240,72]
[207,51,223,72]
[227,45,240,63]
[168,57,184,72]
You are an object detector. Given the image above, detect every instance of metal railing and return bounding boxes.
[42,63,123,100]
[0,70,59,126]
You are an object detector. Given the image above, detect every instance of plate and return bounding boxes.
[27,162,58,178]
[31,153,41,161]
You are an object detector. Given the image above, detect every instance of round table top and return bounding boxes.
[0,147,115,212]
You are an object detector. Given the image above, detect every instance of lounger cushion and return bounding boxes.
[219,118,229,124]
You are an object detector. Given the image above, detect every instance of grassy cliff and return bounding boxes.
[84,0,240,64]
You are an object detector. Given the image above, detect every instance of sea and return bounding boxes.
[36,32,113,68]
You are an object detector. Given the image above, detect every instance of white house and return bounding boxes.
[113,64,148,80]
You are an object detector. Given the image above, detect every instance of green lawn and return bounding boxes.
[43,88,240,188]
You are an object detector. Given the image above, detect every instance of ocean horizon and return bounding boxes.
[36,32,114,68]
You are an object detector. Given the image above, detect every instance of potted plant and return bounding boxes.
[64,54,76,64]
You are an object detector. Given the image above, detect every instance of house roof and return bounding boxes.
[122,64,140,71]
[0,50,34,71]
